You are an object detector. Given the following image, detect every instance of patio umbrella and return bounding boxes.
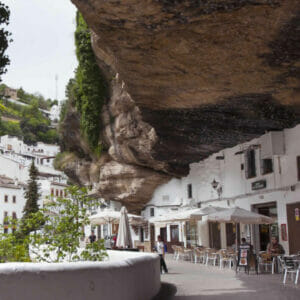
[89,210,145,225]
[149,206,227,224]
[207,207,273,224]
[207,207,273,249]
[190,205,227,217]
[116,206,133,248]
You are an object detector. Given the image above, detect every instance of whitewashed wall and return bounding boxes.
[0,251,161,300]
[0,185,26,227]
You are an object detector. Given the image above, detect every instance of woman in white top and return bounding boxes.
[157,235,168,274]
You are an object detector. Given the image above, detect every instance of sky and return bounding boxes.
[1,0,78,101]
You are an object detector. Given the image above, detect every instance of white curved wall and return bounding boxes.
[0,251,161,300]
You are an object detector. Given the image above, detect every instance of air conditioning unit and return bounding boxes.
[260,131,285,158]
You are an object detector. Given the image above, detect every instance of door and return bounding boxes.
[150,224,155,251]
[226,223,235,247]
[160,227,167,243]
[170,225,179,243]
[209,222,221,249]
[287,202,300,254]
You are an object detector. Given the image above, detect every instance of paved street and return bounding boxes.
[156,254,300,300]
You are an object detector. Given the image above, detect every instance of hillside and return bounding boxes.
[0,85,59,145]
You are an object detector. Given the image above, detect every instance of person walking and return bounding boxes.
[157,235,168,274]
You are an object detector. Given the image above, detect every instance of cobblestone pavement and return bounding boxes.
[155,254,300,300]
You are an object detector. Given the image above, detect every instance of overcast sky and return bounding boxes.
[1,0,77,101]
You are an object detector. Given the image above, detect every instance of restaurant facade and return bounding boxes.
[141,124,300,255]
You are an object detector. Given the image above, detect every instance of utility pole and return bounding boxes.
[55,74,58,101]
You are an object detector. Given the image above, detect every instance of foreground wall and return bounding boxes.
[0,251,160,300]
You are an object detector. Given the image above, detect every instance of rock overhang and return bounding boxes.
[66,0,300,211]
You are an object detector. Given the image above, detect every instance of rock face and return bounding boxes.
[68,0,300,211]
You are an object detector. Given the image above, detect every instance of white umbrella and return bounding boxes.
[116,206,133,249]
[207,207,273,224]
[149,208,203,224]
[149,206,227,224]
[207,207,273,249]
[190,205,227,218]
[89,210,145,225]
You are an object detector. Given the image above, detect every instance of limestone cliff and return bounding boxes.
[65,0,300,212]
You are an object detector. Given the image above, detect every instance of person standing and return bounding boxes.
[157,235,168,274]
[89,230,96,243]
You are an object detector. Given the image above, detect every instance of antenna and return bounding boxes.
[55,74,58,101]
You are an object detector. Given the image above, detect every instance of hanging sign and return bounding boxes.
[295,208,300,221]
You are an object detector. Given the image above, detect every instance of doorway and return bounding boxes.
[150,224,155,251]
[253,202,277,251]
[209,222,221,249]
[287,202,300,254]
[160,227,167,243]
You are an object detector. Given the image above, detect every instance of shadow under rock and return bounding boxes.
[153,282,177,300]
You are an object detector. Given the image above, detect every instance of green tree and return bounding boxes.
[0,2,11,80]
[23,161,40,217]
[30,186,107,262]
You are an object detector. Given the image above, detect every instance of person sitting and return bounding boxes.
[267,236,285,255]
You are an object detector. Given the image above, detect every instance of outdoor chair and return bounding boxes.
[279,256,299,284]
[295,265,299,285]
[258,253,274,274]
[194,248,206,264]
[176,246,192,261]
[219,250,234,269]
[171,245,179,260]
[206,249,218,267]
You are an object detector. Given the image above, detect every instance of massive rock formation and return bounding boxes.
[67,0,300,212]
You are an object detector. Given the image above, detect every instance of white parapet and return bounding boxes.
[0,251,161,300]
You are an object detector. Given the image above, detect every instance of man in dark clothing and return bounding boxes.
[89,230,96,243]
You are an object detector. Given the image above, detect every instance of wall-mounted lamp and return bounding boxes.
[211,179,223,198]
[211,179,219,190]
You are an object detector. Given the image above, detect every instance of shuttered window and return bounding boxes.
[245,149,256,179]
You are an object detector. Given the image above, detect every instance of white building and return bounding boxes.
[143,124,300,255]
[0,175,26,233]
[50,104,61,122]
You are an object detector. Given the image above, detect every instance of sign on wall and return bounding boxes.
[251,180,267,190]
[281,224,287,241]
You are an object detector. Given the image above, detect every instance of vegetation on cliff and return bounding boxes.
[62,12,107,155]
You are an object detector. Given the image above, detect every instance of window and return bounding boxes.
[261,158,273,175]
[3,212,8,225]
[4,195,8,203]
[150,207,155,217]
[187,184,192,199]
[51,188,54,196]
[12,196,16,203]
[297,156,300,181]
[12,212,17,219]
[245,149,256,179]
[3,228,8,234]
[64,190,67,197]
[56,189,59,197]
[60,190,63,197]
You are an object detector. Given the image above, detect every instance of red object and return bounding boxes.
[281,224,287,241]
